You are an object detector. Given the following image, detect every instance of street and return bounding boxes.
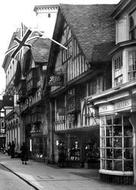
[0,164,34,190]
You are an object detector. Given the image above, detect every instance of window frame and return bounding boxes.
[100,115,133,172]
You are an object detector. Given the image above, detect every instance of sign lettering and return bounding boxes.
[48,74,63,86]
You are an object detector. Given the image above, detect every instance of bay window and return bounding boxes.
[100,115,133,172]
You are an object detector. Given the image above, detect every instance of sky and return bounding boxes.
[0,0,120,96]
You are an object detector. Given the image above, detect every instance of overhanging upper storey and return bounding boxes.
[47,4,116,94]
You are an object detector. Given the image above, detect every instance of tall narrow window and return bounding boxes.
[129,13,136,40]
[113,52,123,86]
[128,50,136,81]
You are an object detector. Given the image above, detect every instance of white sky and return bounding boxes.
[0,0,120,95]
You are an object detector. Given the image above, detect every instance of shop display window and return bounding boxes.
[100,115,133,172]
[69,141,80,161]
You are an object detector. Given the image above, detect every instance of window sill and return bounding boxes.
[99,169,133,176]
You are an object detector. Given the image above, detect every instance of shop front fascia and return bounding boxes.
[94,90,136,185]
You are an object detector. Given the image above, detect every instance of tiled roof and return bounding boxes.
[59,4,116,63]
[31,38,51,63]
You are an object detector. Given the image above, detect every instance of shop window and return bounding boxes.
[128,50,136,81]
[69,141,80,161]
[100,115,133,172]
[32,137,44,159]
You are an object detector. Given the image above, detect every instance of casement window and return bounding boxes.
[129,10,136,40]
[100,115,133,172]
[128,50,136,81]
[113,53,123,86]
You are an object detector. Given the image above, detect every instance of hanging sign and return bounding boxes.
[48,74,64,86]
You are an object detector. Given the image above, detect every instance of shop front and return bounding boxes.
[98,98,136,185]
[54,97,100,168]
[55,127,100,168]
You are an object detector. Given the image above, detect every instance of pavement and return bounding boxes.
[0,153,136,190]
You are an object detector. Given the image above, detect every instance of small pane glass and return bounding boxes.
[106,138,112,147]
[101,149,106,158]
[124,160,133,171]
[124,125,132,136]
[114,160,122,171]
[106,126,112,136]
[113,125,122,136]
[124,149,133,159]
[114,149,122,159]
[114,137,122,147]
[113,116,122,125]
[106,149,113,159]
[123,116,130,126]
[106,160,112,170]
[124,137,133,147]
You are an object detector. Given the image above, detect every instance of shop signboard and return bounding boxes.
[48,73,64,86]
[114,99,132,112]
[99,104,114,115]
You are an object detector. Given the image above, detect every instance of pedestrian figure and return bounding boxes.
[7,142,12,156]
[58,145,66,167]
[11,141,15,158]
[20,142,29,165]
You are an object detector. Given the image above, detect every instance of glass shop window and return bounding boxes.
[100,115,133,172]
[69,141,80,161]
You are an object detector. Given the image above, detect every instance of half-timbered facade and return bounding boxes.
[46,4,115,167]
[16,38,51,161]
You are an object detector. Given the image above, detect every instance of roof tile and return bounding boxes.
[60,4,116,62]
